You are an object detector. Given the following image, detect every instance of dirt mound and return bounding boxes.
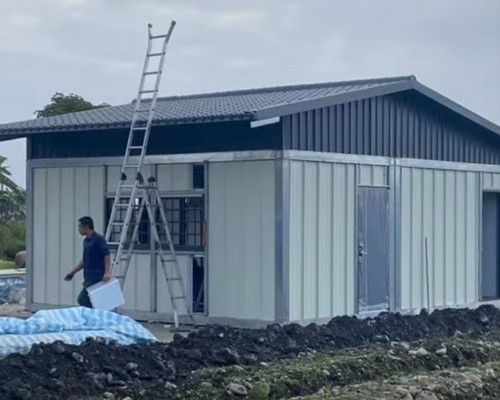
[1,305,500,399]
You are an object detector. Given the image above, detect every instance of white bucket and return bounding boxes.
[86,278,125,310]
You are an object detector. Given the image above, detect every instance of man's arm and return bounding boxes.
[99,237,112,281]
[64,260,83,281]
[103,254,112,281]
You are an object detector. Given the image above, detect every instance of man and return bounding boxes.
[64,216,112,308]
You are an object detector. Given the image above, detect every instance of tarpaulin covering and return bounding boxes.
[0,307,157,358]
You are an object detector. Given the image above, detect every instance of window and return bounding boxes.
[105,195,204,252]
[105,197,150,247]
[158,196,204,252]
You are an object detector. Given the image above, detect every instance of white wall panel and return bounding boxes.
[32,166,105,306]
[156,164,191,191]
[289,161,357,321]
[121,254,152,312]
[399,167,480,312]
[208,160,275,321]
[155,255,190,315]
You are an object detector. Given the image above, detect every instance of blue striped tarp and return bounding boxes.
[0,307,158,358]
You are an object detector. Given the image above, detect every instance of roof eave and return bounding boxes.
[0,113,256,139]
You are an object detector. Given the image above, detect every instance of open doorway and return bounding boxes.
[481,192,500,300]
[192,256,205,313]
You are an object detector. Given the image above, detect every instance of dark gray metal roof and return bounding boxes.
[1,75,499,138]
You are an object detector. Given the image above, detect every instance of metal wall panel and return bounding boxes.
[155,255,191,315]
[208,160,275,321]
[156,164,191,191]
[282,92,500,165]
[106,165,153,193]
[357,164,388,186]
[399,167,480,311]
[288,160,357,321]
[32,166,105,306]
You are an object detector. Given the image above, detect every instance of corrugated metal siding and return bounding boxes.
[289,161,363,321]
[208,160,275,321]
[282,92,500,164]
[32,167,105,305]
[29,121,281,159]
[399,167,480,311]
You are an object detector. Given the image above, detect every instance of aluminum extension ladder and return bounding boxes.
[104,21,195,328]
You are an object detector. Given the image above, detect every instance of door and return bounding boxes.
[481,192,500,300]
[357,187,390,312]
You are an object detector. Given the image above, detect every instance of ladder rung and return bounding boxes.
[148,52,163,57]
[140,90,156,94]
[144,71,160,75]
[137,108,153,112]
[108,242,121,246]
[167,277,182,281]
[171,296,186,300]
[132,127,148,131]
[151,34,168,39]
[128,146,144,151]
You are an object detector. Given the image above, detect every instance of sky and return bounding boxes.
[0,0,499,188]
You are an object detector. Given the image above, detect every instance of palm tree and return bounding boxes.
[0,157,25,220]
[0,156,18,192]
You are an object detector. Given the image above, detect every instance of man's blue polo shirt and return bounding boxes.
[83,232,110,284]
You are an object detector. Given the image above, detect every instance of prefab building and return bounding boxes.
[2,75,500,328]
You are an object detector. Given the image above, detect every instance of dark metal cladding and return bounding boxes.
[282,91,500,164]
[29,120,282,159]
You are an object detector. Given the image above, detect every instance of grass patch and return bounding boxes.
[0,260,15,270]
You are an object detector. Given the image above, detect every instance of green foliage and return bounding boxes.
[0,156,25,221]
[0,220,25,261]
[35,92,109,118]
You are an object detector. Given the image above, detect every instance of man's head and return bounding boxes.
[78,216,94,237]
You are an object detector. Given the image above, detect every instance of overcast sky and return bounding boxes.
[0,0,499,187]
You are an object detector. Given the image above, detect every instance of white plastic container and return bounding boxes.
[86,278,125,310]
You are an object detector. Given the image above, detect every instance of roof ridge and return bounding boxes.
[136,75,416,103]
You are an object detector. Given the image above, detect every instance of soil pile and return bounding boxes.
[1,305,500,399]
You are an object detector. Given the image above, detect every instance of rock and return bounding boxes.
[124,362,138,372]
[185,348,203,360]
[479,313,489,324]
[109,380,127,388]
[468,374,482,384]
[12,389,32,400]
[402,394,414,400]
[213,347,240,365]
[49,368,58,376]
[374,334,390,343]
[14,250,26,268]
[322,369,331,377]
[409,348,429,357]
[435,347,447,356]
[200,382,213,389]
[227,383,248,396]
[409,386,419,396]
[165,382,178,390]
[52,342,66,354]
[415,391,438,400]
[392,341,411,351]
[71,352,85,363]
[122,398,133,400]
[259,362,269,367]
[102,393,115,400]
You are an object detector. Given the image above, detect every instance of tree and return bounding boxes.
[0,156,25,221]
[34,92,109,118]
